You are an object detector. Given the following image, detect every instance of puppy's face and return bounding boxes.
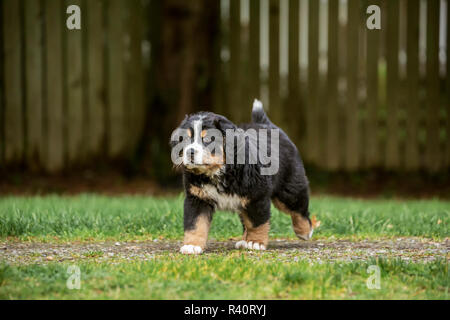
[170,112,235,176]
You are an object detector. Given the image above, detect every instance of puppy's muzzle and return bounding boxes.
[186,148,196,162]
[183,144,204,165]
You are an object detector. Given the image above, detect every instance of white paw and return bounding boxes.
[180,244,203,255]
[235,240,248,249]
[248,241,266,250]
[296,228,314,240]
[236,240,266,250]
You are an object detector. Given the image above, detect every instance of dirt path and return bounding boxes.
[1,238,448,265]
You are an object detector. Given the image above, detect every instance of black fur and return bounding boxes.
[171,104,311,238]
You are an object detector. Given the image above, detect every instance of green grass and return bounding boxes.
[0,194,448,241]
[0,194,448,299]
[0,256,447,299]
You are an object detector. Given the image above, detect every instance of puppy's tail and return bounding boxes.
[251,99,272,125]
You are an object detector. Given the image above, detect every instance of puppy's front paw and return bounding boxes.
[235,240,248,249]
[248,241,266,250]
[235,240,266,250]
[180,244,203,255]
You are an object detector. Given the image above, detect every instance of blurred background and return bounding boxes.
[0,0,449,196]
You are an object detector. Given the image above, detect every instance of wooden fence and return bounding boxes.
[215,0,449,172]
[0,0,148,172]
[1,0,449,174]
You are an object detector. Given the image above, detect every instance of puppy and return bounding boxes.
[170,99,312,254]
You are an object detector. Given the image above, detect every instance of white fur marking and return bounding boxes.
[296,228,313,240]
[180,244,203,255]
[253,99,263,111]
[248,241,265,250]
[236,240,265,250]
[183,120,204,165]
[235,240,248,249]
[202,184,245,212]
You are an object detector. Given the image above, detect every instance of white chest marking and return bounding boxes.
[202,184,246,212]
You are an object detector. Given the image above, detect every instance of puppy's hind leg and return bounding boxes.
[273,195,313,240]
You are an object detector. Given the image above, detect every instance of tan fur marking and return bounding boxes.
[186,151,224,176]
[187,129,192,137]
[273,198,311,239]
[201,129,207,138]
[202,145,224,167]
[184,214,210,248]
[240,213,270,246]
[240,197,249,209]
[186,164,223,177]
[189,185,208,200]
[203,153,224,166]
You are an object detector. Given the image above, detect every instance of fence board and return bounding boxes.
[3,0,24,164]
[425,0,441,172]
[405,0,420,170]
[66,0,84,164]
[239,0,250,121]
[45,0,64,171]
[287,0,299,139]
[229,0,241,121]
[213,1,223,115]
[0,1,3,165]
[126,0,144,154]
[346,0,359,170]
[366,0,380,168]
[87,0,105,156]
[249,0,260,101]
[447,0,450,168]
[269,0,281,124]
[214,0,229,116]
[108,0,125,157]
[326,0,339,170]
[306,0,319,163]
[24,0,44,168]
[385,0,400,169]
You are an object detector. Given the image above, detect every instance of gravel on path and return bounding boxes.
[0,238,447,265]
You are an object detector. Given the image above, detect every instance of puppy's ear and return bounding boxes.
[214,115,236,133]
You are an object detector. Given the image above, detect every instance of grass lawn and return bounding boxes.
[0,194,448,241]
[0,194,448,299]
[0,256,447,299]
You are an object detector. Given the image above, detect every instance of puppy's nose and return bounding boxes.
[187,148,196,160]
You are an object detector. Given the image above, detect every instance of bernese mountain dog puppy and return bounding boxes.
[170,99,312,254]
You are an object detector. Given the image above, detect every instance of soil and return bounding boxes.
[1,238,448,265]
[1,169,450,199]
